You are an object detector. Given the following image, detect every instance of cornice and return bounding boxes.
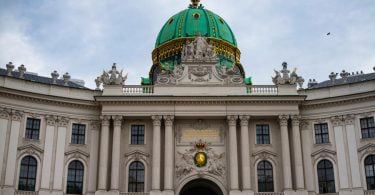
[95,95,306,105]
[0,87,98,109]
[301,91,375,110]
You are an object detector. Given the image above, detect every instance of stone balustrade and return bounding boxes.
[365,190,375,195]
[123,85,154,95]
[120,193,150,195]
[254,192,284,195]
[14,191,38,195]
[247,85,278,95]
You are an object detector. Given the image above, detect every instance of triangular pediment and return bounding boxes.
[311,148,336,157]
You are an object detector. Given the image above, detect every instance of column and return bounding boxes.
[88,121,100,194]
[279,115,292,191]
[331,116,349,189]
[164,115,174,193]
[151,115,162,192]
[4,111,22,186]
[53,117,69,190]
[98,115,110,191]
[300,120,314,192]
[344,115,362,190]
[227,115,239,192]
[0,109,10,186]
[239,115,252,191]
[111,116,122,191]
[41,115,57,190]
[291,115,305,190]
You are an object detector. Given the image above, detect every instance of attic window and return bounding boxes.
[168,18,174,24]
[219,18,225,24]
[193,13,200,19]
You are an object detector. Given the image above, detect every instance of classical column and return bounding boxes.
[0,109,10,186]
[4,111,22,195]
[88,121,100,193]
[291,115,305,190]
[227,115,239,191]
[164,115,174,193]
[344,115,362,190]
[98,115,111,190]
[151,115,162,192]
[111,116,123,191]
[300,120,314,192]
[331,116,349,189]
[53,117,69,190]
[279,115,292,191]
[239,115,252,191]
[41,115,57,190]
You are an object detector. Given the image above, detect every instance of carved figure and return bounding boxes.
[272,62,305,88]
[97,63,128,86]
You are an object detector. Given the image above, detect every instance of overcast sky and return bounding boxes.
[1,0,374,89]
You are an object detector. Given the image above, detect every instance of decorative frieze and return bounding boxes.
[344,114,355,125]
[239,115,250,126]
[279,114,289,127]
[0,109,10,119]
[299,120,310,130]
[46,115,57,126]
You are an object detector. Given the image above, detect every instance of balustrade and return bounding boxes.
[254,192,284,195]
[15,191,38,195]
[365,190,375,195]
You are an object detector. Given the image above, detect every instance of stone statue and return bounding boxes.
[181,36,217,62]
[272,62,305,88]
[98,63,128,86]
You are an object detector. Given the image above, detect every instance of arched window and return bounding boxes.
[128,161,145,192]
[257,160,274,192]
[317,160,336,193]
[66,160,84,194]
[365,155,375,190]
[18,156,37,191]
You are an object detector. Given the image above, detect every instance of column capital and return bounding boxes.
[299,119,310,130]
[344,114,355,125]
[291,115,301,127]
[0,109,11,120]
[279,114,289,127]
[100,115,111,126]
[11,110,23,121]
[89,121,100,130]
[57,116,69,127]
[112,115,123,126]
[152,115,162,126]
[330,115,344,127]
[239,115,250,126]
[164,115,174,126]
[227,115,238,126]
[46,115,58,126]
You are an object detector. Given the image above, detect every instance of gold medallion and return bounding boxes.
[194,152,207,167]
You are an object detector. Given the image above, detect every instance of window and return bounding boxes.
[317,160,336,194]
[128,161,145,192]
[365,155,375,190]
[314,123,329,144]
[257,160,274,192]
[131,125,145,145]
[256,124,270,144]
[71,124,86,145]
[361,117,375,139]
[67,160,84,194]
[18,156,37,191]
[25,118,40,140]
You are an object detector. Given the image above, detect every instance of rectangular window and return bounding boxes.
[315,123,329,144]
[256,124,270,144]
[131,125,145,145]
[361,117,375,139]
[25,118,40,140]
[71,124,86,145]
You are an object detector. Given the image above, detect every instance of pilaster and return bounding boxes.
[88,121,101,194]
[151,115,162,193]
[279,114,292,191]
[164,115,174,192]
[98,115,111,191]
[227,115,239,191]
[53,116,69,190]
[239,115,252,192]
[111,115,123,192]
[0,109,10,186]
[40,115,57,190]
[291,115,305,190]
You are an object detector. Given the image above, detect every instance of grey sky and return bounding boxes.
[1,0,374,89]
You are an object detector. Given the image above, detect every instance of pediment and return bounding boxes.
[252,149,278,158]
[18,144,44,154]
[125,150,150,158]
[65,149,90,158]
[311,148,336,157]
[358,143,375,153]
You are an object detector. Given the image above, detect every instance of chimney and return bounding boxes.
[340,70,349,82]
[307,79,318,88]
[329,72,338,84]
[63,72,71,86]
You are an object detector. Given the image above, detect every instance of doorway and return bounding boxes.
[179,179,223,195]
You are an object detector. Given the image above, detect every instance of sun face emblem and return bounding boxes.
[194,152,207,167]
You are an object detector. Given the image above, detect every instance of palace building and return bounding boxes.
[0,1,375,195]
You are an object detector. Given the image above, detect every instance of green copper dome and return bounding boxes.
[155,5,237,47]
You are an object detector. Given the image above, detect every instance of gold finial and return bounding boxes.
[191,0,200,8]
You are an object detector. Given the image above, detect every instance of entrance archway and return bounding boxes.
[179,179,223,195]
